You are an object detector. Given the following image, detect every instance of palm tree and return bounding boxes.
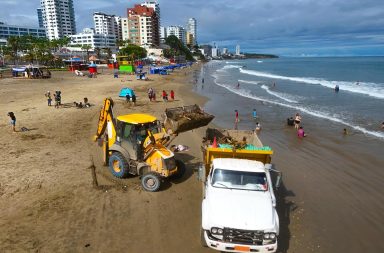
[102,47,112,59]
[7,36,22,65]
[94,47,102,60]
[81,45,92,63]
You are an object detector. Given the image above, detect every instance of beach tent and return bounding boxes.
[119,88,135,98]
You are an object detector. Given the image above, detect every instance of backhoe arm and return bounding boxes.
[94,98,115,141]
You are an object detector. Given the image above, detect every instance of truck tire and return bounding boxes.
[108,152,130,178]
[141,172,161,192]
[200,228,208,247]
[172,159,186,179]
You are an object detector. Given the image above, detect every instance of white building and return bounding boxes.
[212,47,219,58]
[121,18,129,41]
[69,28,116,49]
[186,18,197,45]
[160,26,166,43]
[93,12,122,41]
[235,44,240,55]
[40,0,76,40]
[166,26,186,45]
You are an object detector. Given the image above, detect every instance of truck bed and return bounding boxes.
[202,128,273,176]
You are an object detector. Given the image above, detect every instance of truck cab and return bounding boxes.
[202,159,279,253]
[200,128,281,253]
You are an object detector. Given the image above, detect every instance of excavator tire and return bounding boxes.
[108,152,130,178]
[141,172,161,192]
[171,160,186,179]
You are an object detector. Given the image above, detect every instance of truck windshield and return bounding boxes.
[211,169,268,191]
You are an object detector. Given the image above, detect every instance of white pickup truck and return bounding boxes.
[199,129,281,253]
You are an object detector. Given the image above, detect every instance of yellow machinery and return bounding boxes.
[94,98,214,191]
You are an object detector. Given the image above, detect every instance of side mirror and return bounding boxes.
[265,164,282,189]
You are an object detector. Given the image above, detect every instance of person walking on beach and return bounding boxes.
[7,112,16,132]
[234,110,239,130]
[297,126,306,138]
[252,109,257,119]
[131,94,136,106]
[126,94,131,104]
[147,88,153,101]
[45,91,52,106]
[162,90,168,102]
[170,90,175,100]
[202,78,204,84]
[294,113,301,129]
[236,82,240,89]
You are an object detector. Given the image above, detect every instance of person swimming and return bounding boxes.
[335,85,340,92]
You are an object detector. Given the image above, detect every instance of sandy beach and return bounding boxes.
[1,64,383,253]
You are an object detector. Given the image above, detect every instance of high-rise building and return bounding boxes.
[121,18,129,41]
[186,18,197,45]
[93,12,122,41]
[127,4,159,47]
[40,0,76,40]
[235,44,240,55]
[186,32,194,47]
[37,8,44,28]
[159,26,166,43]
[166,26,186,45]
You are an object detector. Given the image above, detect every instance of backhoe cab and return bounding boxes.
[94,98,214,192]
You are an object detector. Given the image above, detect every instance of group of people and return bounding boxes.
[234,109,262,132]
[287,113,306,137]
[74,97,91,108]
[45,91,62,108]
[147,88,175,102]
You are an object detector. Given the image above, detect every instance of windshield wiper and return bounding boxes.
[214,182,229,189]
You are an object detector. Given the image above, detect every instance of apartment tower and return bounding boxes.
[40,0,76,40]
[127,4,159,47]
[186,18,197,45]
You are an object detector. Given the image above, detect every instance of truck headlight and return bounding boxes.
[263,233,276,240]
[211,227,223,234]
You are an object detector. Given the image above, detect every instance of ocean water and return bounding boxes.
[195,57,384,140]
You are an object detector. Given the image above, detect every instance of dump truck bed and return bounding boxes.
[202,128,273,176]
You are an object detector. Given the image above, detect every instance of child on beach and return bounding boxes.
[131,94,136,106]
[252,109,257,119]
[7,112,16,132]
[170,90,175,100]
[255,122,261,132]
[297,126,307,138]
[45,91,52,106]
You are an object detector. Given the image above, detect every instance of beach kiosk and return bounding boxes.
[116,56,135,74]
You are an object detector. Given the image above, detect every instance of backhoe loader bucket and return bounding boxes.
[163,105,214,134]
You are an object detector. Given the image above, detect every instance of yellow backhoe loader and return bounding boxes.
[94,98,214,192]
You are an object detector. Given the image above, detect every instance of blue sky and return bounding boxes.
[1,0,384,56]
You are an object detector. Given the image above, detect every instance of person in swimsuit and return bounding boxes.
[294,113,301,129]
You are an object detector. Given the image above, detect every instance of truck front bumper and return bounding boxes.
[204,231,277,253]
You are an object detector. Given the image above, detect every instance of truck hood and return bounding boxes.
[205,188,276,230]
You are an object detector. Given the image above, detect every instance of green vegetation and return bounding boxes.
[118,43,147,60]
[3,35,71,66]
[163,35,194,61]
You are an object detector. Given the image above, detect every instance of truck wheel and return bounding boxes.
[200,228,208,247]
[108,152,130,178]
[172,159,186,179]
[141,172,161,192]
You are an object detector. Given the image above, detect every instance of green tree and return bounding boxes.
[118,44,147,60]
[7,36,22,64]
[94,47,102,60]
[164,35,194,61]
[102,47,113,59]
[81,44,92,62]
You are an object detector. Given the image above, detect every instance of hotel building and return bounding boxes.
[69,28,116,49]
[186,18,197,45]
[40,0,76,40]
[0,22,46,40]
